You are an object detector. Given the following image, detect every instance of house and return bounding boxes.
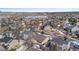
[3,31,13,38]
[0,45,6,51]
[62,43,71,51]
[63,23,75,33]
[8,40,19,50]
[71,25,79,38]
[44,25,52,31]
[20,30,35,40]
[30,34,49,45]
[43,23,53,34]
[9,23,17,30]
[72,25,79,33]
[0,36,13,46]
[62,44,68,51]
[33,44,40,49]
[26,47,42,51]
[0,34,4,39]
[0,32,15,50]
[40,44,49,51]
[16,39,29,51]
[16,44,28,51]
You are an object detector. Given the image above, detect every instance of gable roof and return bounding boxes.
[31,34,46,43]
[0,37,13,43]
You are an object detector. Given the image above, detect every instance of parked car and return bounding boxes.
[71,41,79,48]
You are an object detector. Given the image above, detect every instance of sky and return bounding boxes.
[0,8,79,12]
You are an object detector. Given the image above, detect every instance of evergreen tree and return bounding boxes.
[50,43,57,51]
[68,17,77,26]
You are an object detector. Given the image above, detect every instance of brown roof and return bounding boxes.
[31,34,46,43]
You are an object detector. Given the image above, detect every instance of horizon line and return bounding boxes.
[0,8,79,12]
